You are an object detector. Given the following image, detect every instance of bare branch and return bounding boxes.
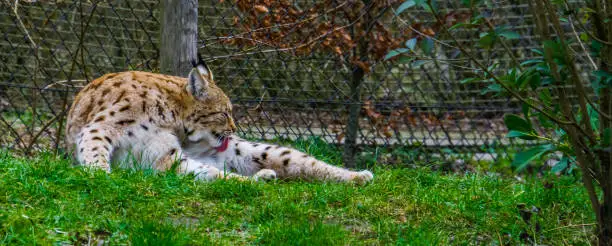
[0,116,27,150]
[393,14,459,50]
[586,95,612,121]
[25,108,69,154]
[563,0,598,70]
[483,18,522,70]
[203,12,366,61]
[568,12,612,45]
[43,80,87,90]
[542,0,598,144]
[4,0,37,49]
[200,2,349,47]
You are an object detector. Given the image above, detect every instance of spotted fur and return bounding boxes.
[195,137,374,184]
[65,59,373,184]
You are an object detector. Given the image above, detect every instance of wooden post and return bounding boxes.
[160,0,198,77]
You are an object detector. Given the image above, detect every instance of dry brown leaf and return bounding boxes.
[254,5,269,13]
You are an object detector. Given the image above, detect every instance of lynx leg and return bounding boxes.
[253,169,277,181]
[179,160,253,181]
[235,141,373,184]
[76,123,117,172]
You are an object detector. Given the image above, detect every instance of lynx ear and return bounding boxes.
[187,54,214,100]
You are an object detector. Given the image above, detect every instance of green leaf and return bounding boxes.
[471,15,484,25]
[535,62,550,73]
[488,63,499,72]
[397,56,414,64]
[551,156,569,173]
[499,30,520,39]
[506,130,538,140]
[515,69,535,89]
[594,70,612,78]
[522,103,530,121]
[536,111,555,128]
[417,0,437,13]
[405,38,417,51]
[420,38,434,56]
[538,89,552,105]
[395,0,416,15]
[591,40,603,56]
[602,128,611,147]
[587,104,600,132]
[478,33,495,49]
[520,59,544,67]
[531,49,544,55]
[480,84,501,95]
[528,73,541,89]
[384,48,409,60]
[551,0,564,5]
[449,23,467,30]
[543,40,566,61]
[504,114,534,133]
[460,77,480,84]
[592,70,612,94]
[512,144,555,171]
[541,77,553,86]
[556,144,574,156]
[411,60,429,67]
[461,0,483,7]
[581,7,596,13]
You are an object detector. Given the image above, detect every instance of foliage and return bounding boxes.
[222,0,406,69]
[387,0,611,243]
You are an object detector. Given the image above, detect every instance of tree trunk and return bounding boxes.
[597,39,611,246]
[596,0,611,242]
[602,183,612,245]
[342,66,364,168]
[159,0,198,77]
[342,0,371,168]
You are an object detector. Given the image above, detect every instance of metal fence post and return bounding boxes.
[160,0,198,77]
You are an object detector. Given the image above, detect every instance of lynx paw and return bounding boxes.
[351,170,374,185]
[194,168,220,181]
[254,169,277,181]
[82,164,111,174]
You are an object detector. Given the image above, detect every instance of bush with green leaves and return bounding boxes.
[388,0,611,244]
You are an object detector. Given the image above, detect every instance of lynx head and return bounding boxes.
[183,54,236,152]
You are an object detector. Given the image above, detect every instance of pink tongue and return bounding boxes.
[215,137,230,152]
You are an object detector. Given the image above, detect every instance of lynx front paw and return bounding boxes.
[192,165,221,181]
[82,163,111,174]
[253,169,277,181]
[351,170,374,185]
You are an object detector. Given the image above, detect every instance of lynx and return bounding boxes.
[65,58,373,184]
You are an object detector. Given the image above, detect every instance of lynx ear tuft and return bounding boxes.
[196,53,213,82]
[187,54,214,100]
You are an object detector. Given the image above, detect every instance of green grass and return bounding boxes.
[0,139,596,245]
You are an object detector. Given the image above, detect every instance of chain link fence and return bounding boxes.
[0,0,593,164]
